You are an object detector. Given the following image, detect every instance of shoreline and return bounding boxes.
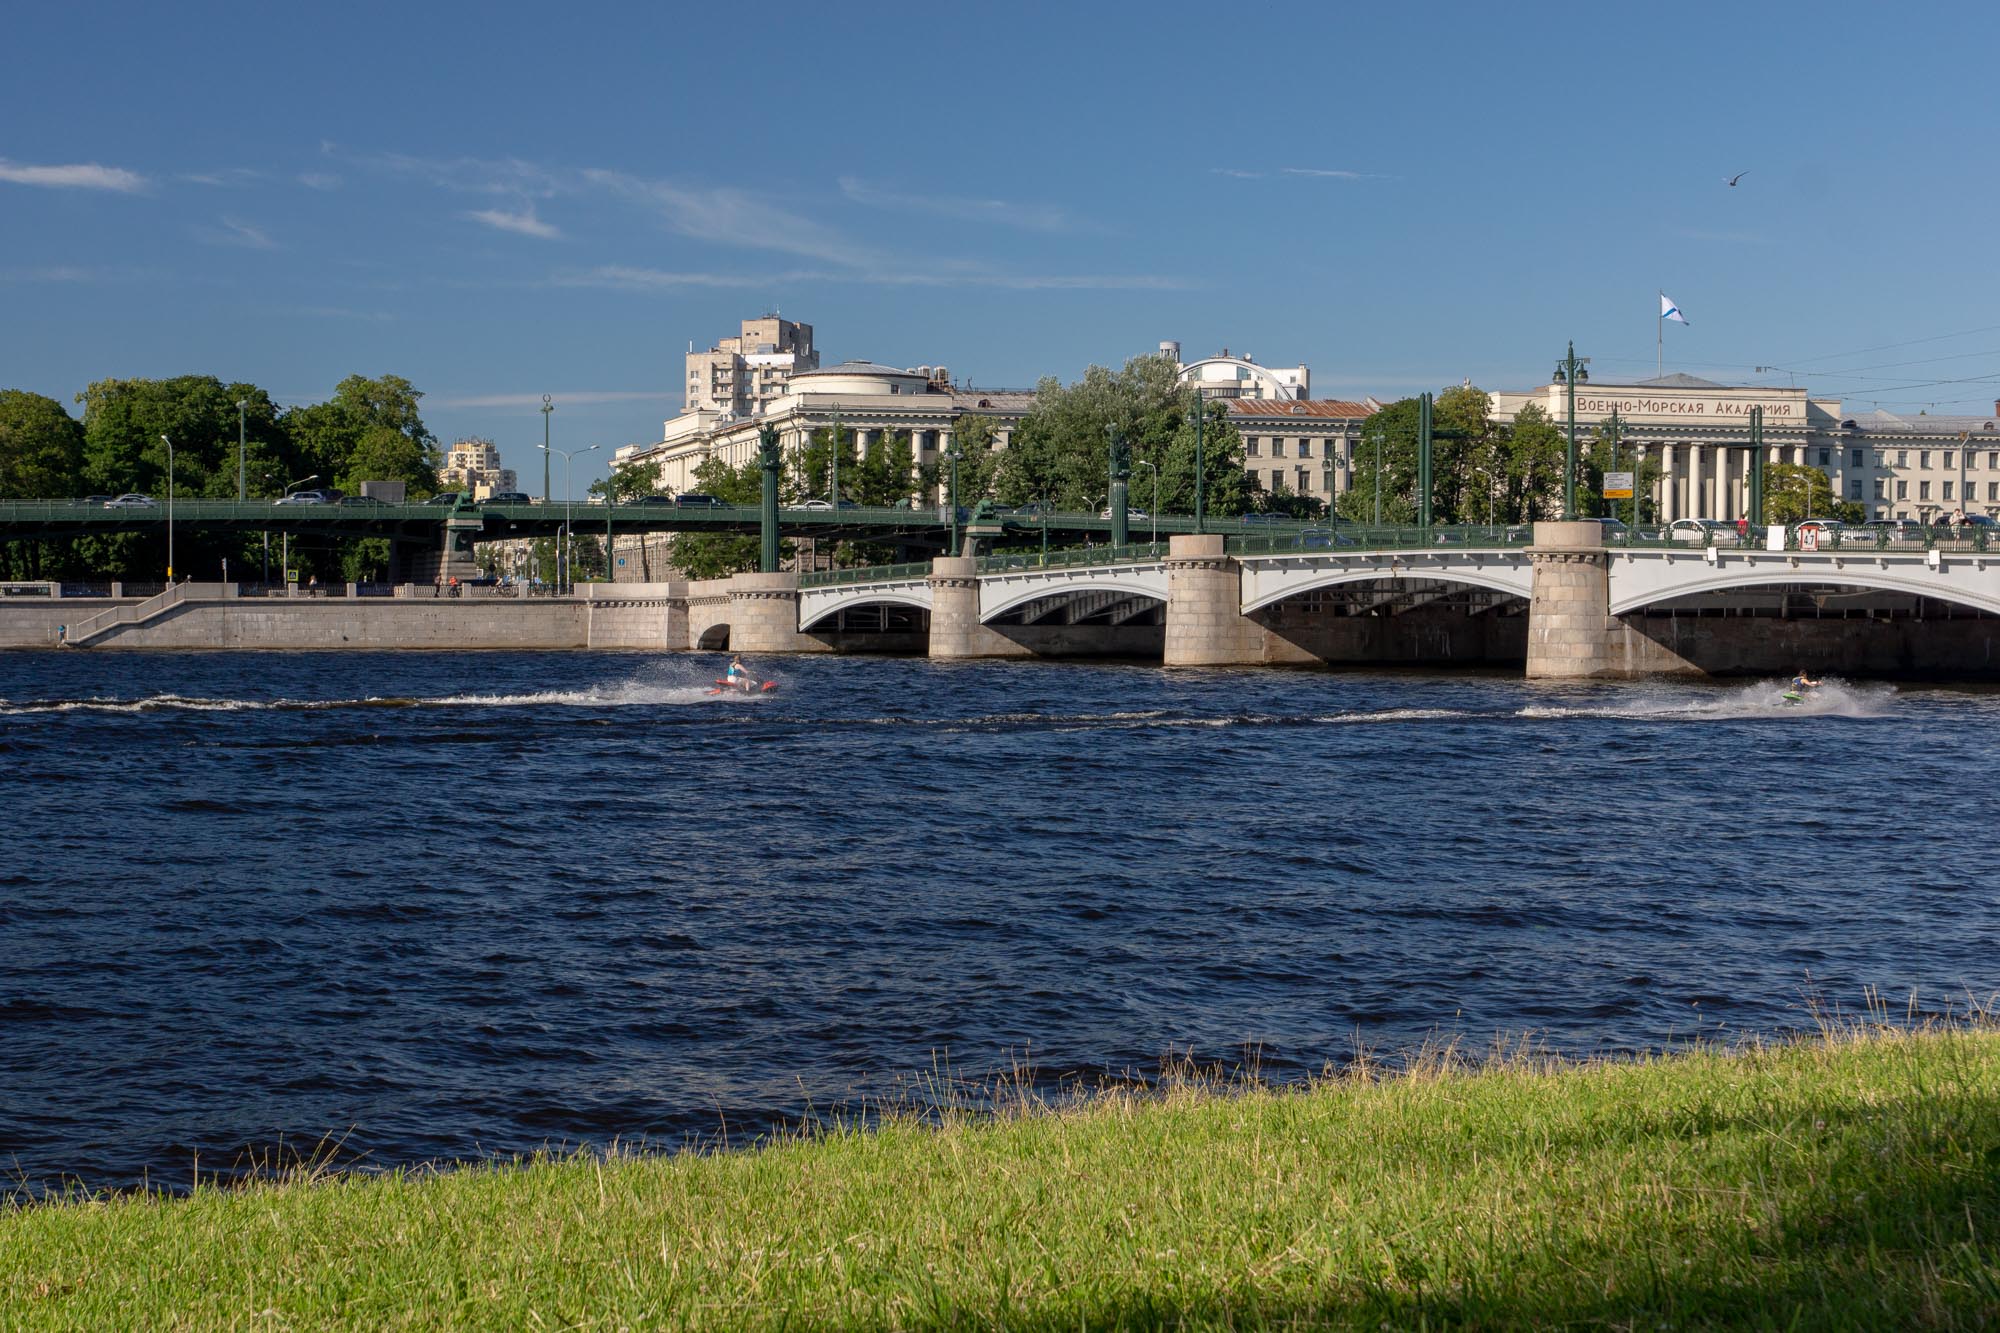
[6,1026,1995,1326]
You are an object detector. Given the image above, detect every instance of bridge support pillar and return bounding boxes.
[928,557,1032,659]
[728,571,830,654]
[1164,535,1264,666]
[1527,521,1616,679]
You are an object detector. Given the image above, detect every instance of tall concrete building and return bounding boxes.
[685,315,819,417]
[439,438,518,500]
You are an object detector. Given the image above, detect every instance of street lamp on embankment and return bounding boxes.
[539,443,598,593]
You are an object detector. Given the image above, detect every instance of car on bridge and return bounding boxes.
[630,494,675,505]
[422,492,462,506]
[487,491,531,504]
[275,490,332,505]
[103,493,157,508]
[796,499,835,510]
[336,495,387,507]
[1666,518,1738,545]
[1099,506,1148,519]
[674,493,724,507]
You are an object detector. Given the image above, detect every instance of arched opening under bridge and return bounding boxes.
[1253,576,1528,667]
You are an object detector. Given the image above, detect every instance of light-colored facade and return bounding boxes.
[1229,399,1381,504]
[685,315,819,417]
[439,438,519,500]
[1162,340,1309,401]
[1842,405,2000,520]
[619,359,1033,498]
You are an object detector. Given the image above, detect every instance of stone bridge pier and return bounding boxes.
[1526,521,1613,679]
[728,572,832,654]
[929,557,1033,659]
[1164,535,1269,666]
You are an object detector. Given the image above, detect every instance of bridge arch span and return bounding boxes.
[798,589,935,630]
[980,578,1167,624]
[1610,566,2000,618]
[1242,565,1533,614]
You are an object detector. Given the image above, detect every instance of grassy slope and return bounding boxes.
[4,1030,1997,1329]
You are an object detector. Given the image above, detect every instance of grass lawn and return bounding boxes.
[5,1026,1997,1328]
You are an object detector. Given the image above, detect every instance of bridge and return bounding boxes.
[776,522,2000,677]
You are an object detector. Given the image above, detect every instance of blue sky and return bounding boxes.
[6,0,1997,494]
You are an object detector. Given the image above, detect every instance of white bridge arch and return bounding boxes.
[797,578,934,629]
[980,565,1170,622]
[1237,551,1535,614]
[1607,549,2000,617]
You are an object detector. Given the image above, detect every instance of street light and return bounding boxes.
[944,439,964,556]
[158,435,175,582]
[539,442,598,593]
[236,400,248,502]
[1553,342,1590,519]
[1133,458,1159,544]
[281,474,318,590]
[540,394,554,503]
[1475,466,1497,530]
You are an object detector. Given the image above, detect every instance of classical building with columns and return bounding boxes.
[1489,374,1849,522]
[614,359,1034,498]
[1490,374,2000,523]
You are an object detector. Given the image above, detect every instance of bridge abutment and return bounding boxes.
[1527,521,1617,679]
[928,558,1033,659]
[1164,536,1266,666]
[728,571,832,654]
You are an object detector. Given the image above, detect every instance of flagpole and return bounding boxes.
[1657,291,1664,378]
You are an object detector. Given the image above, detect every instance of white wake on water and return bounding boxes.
[1517,679,1895,722]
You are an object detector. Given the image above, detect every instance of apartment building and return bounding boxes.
[685,315,819,417]
[439,438,518,500]
[1230,399,1381,504]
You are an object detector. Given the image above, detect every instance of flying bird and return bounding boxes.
[1726,171,1749,187]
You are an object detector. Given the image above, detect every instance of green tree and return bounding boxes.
[1337,400,1420,525]
[1502,403,1568,522]
[918,415,1005,507]
[1766,463,1845,525]
[0,390,85,498]
[1577,422,1666,525]
[670,456,766,579]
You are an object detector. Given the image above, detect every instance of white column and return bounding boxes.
[1659,444,1676,520]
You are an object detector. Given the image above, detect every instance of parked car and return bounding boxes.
[1594,517,1631,540]
[103,493,157,508]
[630,494,676,506]
[1666,518,1736,545]
[274,490,331,506]
[674,493,723,507]
[1099,506,1148,519]
[486,491,531,504]
[795,499,835,511]
[1239,513,1286,525]
[336,495,386,507]
[74,494,114,507]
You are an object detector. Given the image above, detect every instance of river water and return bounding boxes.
[2,651,1994,1191]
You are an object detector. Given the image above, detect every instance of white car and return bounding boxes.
[1666,518,1737,546]
[1099,507,1148,519]
[102,493,157,509]
[795,499,835,511]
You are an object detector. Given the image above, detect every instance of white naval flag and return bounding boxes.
[1660,293,1689,324]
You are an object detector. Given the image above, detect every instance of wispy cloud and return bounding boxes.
[1211,168,1265,180]
[294,306,396,321]
[0,264,107,282]
[433,390,679,409]
[466,205,561,239]
[179,167,264,188]
[297,172,342,191]
[837,176,1093,234]
[552,264,1189,293]
[1280,166,1384,180]
[0,158,147,192]
[197,216,279,250]
[581,168,884,268]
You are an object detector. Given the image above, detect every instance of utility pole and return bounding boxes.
[1750,406,1766,527]
[1553,342,1589,519]
[540,394,554,503]
[1192,397,1207,534]
[1418,392,1434,528]
[1373,426,1383,525]
[236,400,247,502]
[829,409,842,509]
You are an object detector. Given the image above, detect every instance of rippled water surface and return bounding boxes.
[2,651,1995,1190]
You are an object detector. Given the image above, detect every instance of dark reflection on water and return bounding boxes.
[0,651,1993,1190]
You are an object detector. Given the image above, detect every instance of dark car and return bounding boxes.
[631,494,676,505]
[421,492,461,506]
[337,494,387,507]
[487,492,531,504]
[674,493,723,507]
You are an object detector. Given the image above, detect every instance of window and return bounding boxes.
[1920,481,1932,500]
[1897,450,1908,466]
[1874,479,1886,499]
[1873,451,1884,466]
[1297,439,1313,459]
[1897,480,1909,499]
[1851,448,1864,467]
[1945,451,1956,469]
[1990,453,1998,470]
[1920,450,1931,468]
[1272,438,1287,458]
[1246,437,1260,456]
[1270,469,1284,491]
[1849,480,1862,500]
[1944,482,1955,500]
[1990,482,1999,502]
[1818,447,1831,465]
[1296,467,1311,493]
